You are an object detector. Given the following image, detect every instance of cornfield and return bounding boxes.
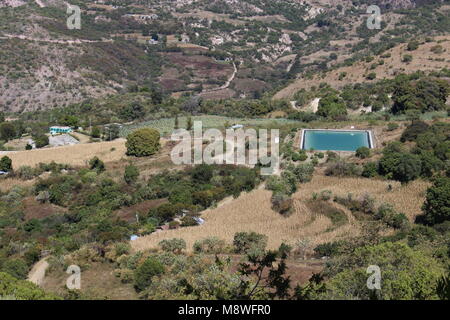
[131,175,429,253]
[4,139,128,170]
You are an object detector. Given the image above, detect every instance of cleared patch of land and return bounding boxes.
[5,139,127,169]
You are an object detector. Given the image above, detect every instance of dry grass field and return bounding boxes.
[4,139,128,170]
[131,175,430,253]
[274,36,450,99]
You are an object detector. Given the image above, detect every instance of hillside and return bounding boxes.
[1,0,449,112]
[274,35,450,99]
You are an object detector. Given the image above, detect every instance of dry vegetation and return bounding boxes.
[4,139,128,169]
[131,174,429,253]
[274,36,450,99]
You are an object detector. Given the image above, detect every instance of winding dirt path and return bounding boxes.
[2,33,113,44]
[27,257,50,286]
[201,60,238,94]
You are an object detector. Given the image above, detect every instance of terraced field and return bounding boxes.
[131,175,429,253]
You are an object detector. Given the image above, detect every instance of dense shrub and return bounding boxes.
[233,232,267,254]
[32,134,49,148]
[325,160,362,177]
[421,176,450,225]
[0,156,12,172]
[134,256,165,291]
[292,163,314,183]
[355,146,370,159]
[158,238,186,254]
[126,128,160,157]
[0,272,59,299]
[124,164,139,185]
[89,156,105,173]
[362,162,378,178]
[193,237,226,254]
[401,121,429,142]
[271,192,293,215]
[1,258,29,279]
[392,153,422,184]
[317,94,347,119]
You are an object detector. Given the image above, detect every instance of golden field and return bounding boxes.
[131,175,430,253]
[3,139,128,170]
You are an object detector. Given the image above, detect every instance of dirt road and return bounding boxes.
[27,257,49,286]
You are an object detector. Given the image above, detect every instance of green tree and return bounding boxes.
[0,272,59,300]
[321,242,444,300]
[134,257,165,291]
[317,94,347,119]
[2,259,28,279]
[0,155,12,172]
[91,126,101,138]
[355,147,370,159]
[89,156,105,173]
[233,232,268,254]
[421,176,450,225]
[126,128,160,157]
[0,122,16,141]
[32,134,49,148]
[124,163,139,185]
[393,153,422,184]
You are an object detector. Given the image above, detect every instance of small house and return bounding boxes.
[49,126,73,135]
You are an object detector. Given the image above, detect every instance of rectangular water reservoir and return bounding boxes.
[301,129,373,152]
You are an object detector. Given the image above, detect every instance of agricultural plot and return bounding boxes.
[131,175,429,253]
[120,115,299,137]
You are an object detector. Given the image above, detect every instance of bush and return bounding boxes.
[271,192,293,215]
[317,94,347,119]
[355,147,370,159]
[292,163,314,183]
[158,238,186,254]
[124,164,139,185]
[325,160,362,177]
[0,155,12,172]
[362,162,378,178]
[233,232,268,254]
[314,241,344,257]
[16,166,35,180]
[407,40,419,51]
[134,256,165,291]
[0,272,59,300]
[402,54,413,63]
[32,134,49,148]
[401,121,429,142]
[392,153,422,184]
[366,72,376,80]
[89,156,105,173]
[387,123,399,131]
[126,128,160,157]
[193,237,226,254]
[421,176,450,225]
[2,258,29,279]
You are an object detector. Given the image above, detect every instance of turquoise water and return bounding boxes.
[303,130,370,152]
